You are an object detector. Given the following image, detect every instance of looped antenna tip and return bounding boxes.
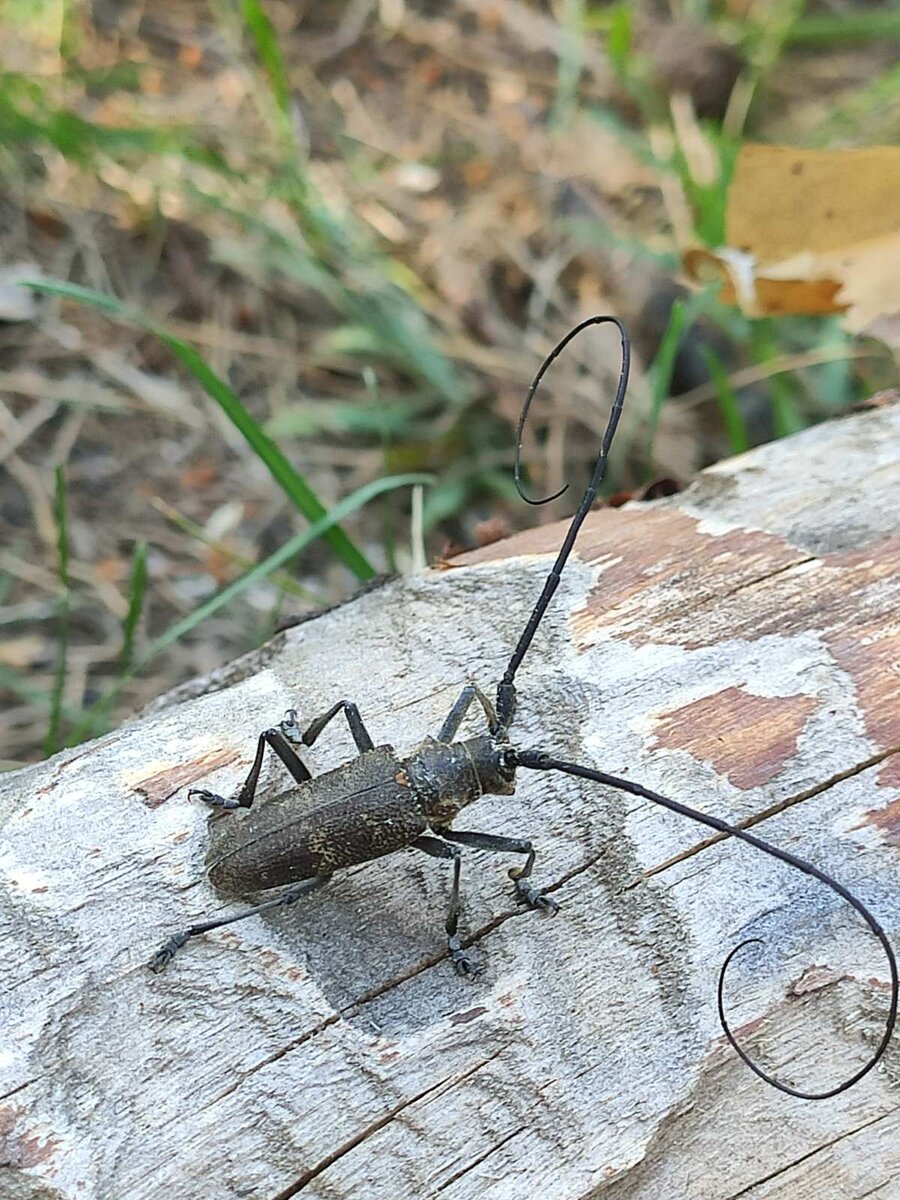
[513,315,629,506]
[718,916,897,1100]
[496,315,631,729]
[515,749,899,1100]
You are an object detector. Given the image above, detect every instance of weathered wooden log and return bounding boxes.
[1,401,899,1200]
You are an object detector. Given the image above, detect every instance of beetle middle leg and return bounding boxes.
[433,827,560,914]
[191,727,312,810]
[412,834,481,977]
[283,700,375,754]
[148,873,333,972]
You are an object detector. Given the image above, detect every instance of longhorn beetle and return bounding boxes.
[151,316,897,1100]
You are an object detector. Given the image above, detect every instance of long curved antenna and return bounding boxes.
[512,748,898,1099]
[495,316,630,733]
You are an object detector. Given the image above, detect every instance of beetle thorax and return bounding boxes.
[403,735,516,825]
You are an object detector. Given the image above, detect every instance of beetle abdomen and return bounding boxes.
[207,778,427,893]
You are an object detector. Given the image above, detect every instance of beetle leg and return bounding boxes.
[292,700,375,754]
[413,835,482,977]
[218,727,312,809]
[436,684,498,742]
[148,874,332,971]
[189,788,241,810]
[432,826,560,915]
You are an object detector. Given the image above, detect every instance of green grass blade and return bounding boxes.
[788,12,900,44]
[44,465,70,756]
[771,389,807,439]
[607,3,632,76]
[752,321,808,440]
[118,540,149,672]
[646,299,685,452]
[702,348,751,454]
[26,279,377,580]
[646,288,717,459]
[67,472,432,744]
[0,74,228,171]
[240,0,291,115]
[265,395,417,439]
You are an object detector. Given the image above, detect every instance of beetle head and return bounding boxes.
[459,734,517,798]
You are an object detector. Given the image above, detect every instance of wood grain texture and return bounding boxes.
[1,405,899,1200]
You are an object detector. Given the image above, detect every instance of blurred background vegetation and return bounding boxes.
[1,0,898,766]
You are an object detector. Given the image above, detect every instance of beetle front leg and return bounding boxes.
[432,827,560,914]
[412,835,481,977]
[436,684,498,742]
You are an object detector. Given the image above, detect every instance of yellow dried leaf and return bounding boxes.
[683,145,900,339]
[727,144,900,261]
[682,247,845,316]
[769,232,900,332]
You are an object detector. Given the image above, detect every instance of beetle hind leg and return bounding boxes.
[148,874,332,972]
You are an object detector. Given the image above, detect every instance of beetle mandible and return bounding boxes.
[150,316,897,1101]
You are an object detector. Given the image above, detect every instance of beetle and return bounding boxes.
[150,316,897,1100]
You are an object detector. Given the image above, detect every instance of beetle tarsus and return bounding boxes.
[280,709,303,742]
[148,930,190,972]
[448,935,481,977]
[189,787,241,810]
[513,878,560,914]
